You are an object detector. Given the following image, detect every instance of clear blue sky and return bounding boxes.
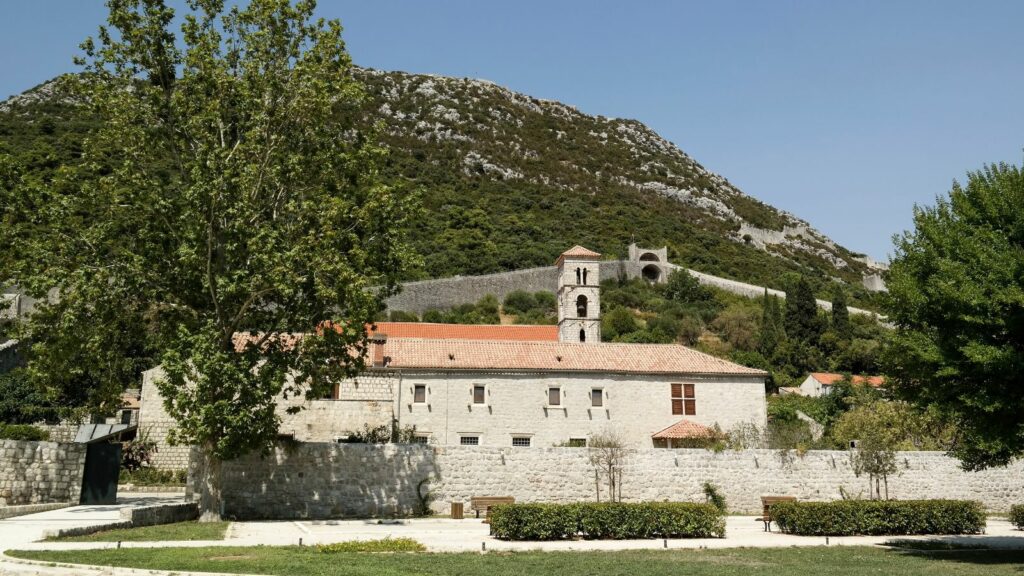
[3,1,1023,262]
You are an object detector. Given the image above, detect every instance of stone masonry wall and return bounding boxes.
[216,443,1024,520]
[0,440,86,506]
[385,260,878,317]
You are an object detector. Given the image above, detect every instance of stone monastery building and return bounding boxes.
[140,246,768,467]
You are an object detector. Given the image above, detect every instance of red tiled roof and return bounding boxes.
[381,338,766,376]
[555,245,601,265]
[371,322,558,342]
[230,329,768,377]
[810,372,885,388]
[652,419,715,439]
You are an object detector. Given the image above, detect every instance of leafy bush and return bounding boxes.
[772,500,985,536]
[0,423,50,441]
[489,502,725,541]
[118,467,187,486]
[703,482,727,513]
[1009,505,1024,530]
[316,537,425,553]
[121,429,157,471]
[489,503,581,541]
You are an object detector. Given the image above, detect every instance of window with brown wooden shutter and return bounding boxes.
[548,387,561,406]
[414,384,426,403]
[473,385,485,404]
[671,383,695,415]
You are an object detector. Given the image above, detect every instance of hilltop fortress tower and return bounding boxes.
[556,246,602,343]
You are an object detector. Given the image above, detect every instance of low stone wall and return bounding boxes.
[214,444,1024,520]
[0,501,70,520]
[119,502,198,527]
[0,440,86,506]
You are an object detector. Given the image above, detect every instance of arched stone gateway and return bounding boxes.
[642,264,662,283]
[639,252,660,262]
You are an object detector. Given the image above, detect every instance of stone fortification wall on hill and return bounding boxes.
[385,260,879,318]
[0,440,86,506]
[214,443,1023,520]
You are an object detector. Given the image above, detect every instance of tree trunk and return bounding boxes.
[194,446,224,522]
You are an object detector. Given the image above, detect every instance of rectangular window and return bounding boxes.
[413,384,426,403]
[473,385,486,404]
[591,388,603,407]
[548,387,561,406]
[512,437,531,447]
[413,435,429,445]
[671,383,696,416]
[568,438,587,448]
[460,436,479,446]
[120,410,133,425]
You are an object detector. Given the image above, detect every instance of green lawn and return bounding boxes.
[10,545,1024,575]
[47,521,229,542]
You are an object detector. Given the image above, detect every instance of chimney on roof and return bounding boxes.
[370,333,387,367]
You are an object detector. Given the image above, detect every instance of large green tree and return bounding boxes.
[885,162,1024,470]
[0,0,416,518]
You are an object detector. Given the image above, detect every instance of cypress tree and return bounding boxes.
[785,276,824,345]
[759,290,785,356]
[831,287,851,340]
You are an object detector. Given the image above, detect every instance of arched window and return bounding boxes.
[576,295,588,318]
[575,267,581,284]
[579,328,586,343]
[583,268,588,285]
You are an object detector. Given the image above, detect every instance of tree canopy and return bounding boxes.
[884,162,1024,470]
[0,0,416,516]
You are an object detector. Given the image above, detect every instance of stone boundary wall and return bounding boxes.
[120,502,198,527]
[215,444,1024,520]
[0,440,86,506]
[384,261,879,318]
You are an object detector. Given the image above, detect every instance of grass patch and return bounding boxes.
[885,539,991,551]
[10,545,1024,575]
[47,521,229,542]
[316,538,425,553]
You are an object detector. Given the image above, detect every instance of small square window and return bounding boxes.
[414,384,426,403]
[473,385,486,404]
[413,435,429,445]
[548,387,561,406]
[512,437,531,447]
[591,388,603,407]
[460,436,479,446]
[568,438,587,447]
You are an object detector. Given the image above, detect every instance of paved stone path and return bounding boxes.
[3,504,1023,574]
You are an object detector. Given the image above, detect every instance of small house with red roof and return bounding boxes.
[139,246,767,464]
[793,372,886,397]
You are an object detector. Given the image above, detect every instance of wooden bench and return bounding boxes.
[470,496,514,520]
[756,496,796,532]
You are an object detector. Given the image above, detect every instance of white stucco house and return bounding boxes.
[784,372,886,397]
[139,246,768,467]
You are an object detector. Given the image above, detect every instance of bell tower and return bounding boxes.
[556,245,602,343]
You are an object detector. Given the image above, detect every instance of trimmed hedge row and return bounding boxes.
[489,502,726,541]
[772,500,985,536]
[1009,505,1024,530]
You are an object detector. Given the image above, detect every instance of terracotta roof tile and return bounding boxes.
[382,338,766,376]
[555,245,601,265]
[810,372,885,388]
[371,322,558,341]
[652,419,715,439]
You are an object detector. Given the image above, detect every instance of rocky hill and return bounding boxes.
[0,68,886,306]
